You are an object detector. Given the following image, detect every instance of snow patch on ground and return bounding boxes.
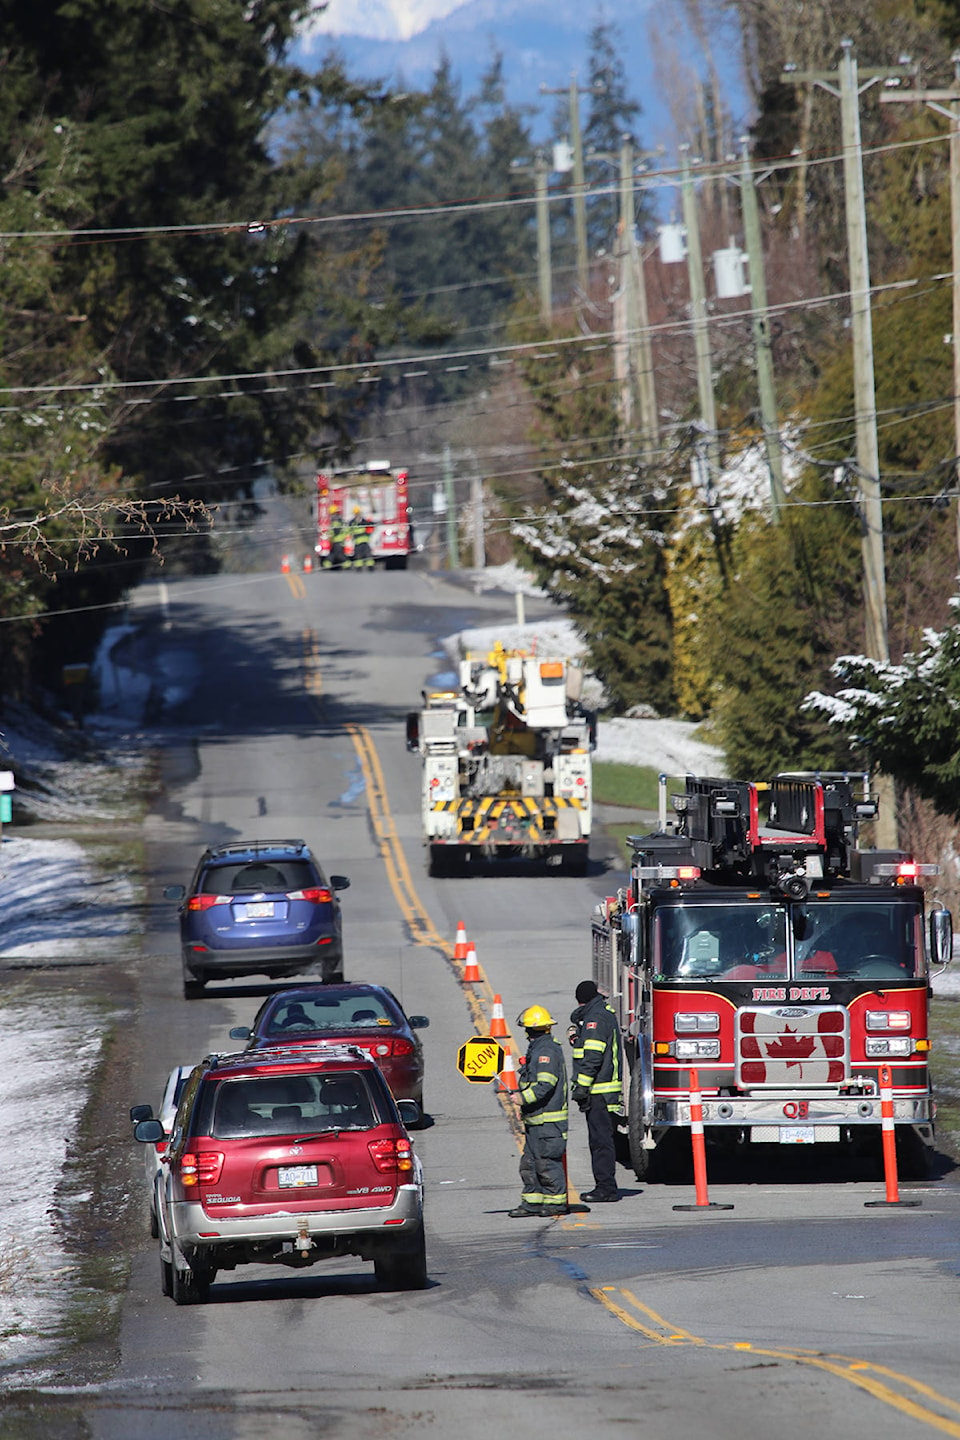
[0,1006,102,1365]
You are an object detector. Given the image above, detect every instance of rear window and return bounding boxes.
[262,992,398,1035]
[200,859,321,895]
[195,1070,390,1138]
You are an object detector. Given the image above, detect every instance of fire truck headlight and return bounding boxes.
[865,1037,913,1058]
[674,1038,721,1060]
[675,1012,720,1033]
[865,1010,911,1031]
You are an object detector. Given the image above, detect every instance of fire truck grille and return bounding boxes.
[736,1006,848,1088]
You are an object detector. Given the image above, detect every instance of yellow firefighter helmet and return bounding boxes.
[517,1004,556,1030]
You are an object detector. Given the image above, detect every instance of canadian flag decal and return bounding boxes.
[738,1008,847,1085]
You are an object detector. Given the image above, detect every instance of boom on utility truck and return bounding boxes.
[592,772,952,1180]
[406,642,596,876]
[315,461,413,570]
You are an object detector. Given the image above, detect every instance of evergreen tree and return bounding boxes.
[582,16,650,255]
[804,605,960,820]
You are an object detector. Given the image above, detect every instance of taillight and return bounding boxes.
[287,887,332,904]
[187,894,229,912]
[180,1151,224,1186]
[392,1038,415,1057]
[368,1137,414,1174]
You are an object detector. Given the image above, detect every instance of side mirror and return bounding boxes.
[163,884,186,902]
[397,1098,421,1129]
[407,1016,429,1030]
[229,1026,252,1041]
[930,907,953,969]
[129,1103,154,1123]
[330,875,350,892]
[133,1118,165,1144]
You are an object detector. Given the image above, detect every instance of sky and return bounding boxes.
[293,0,748,157]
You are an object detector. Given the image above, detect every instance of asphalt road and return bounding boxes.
[37,564,960,1439]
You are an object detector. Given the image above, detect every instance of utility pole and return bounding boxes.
[620,136,659,450]
[737,137,787,520]
[541,73,604,294]
[679,145,720,476]
[783,41,911,849]
[607,136,659,449]
[442,444,459,569]
[471,472,485,569]
[880,53,960,565]
[511,150,553,324]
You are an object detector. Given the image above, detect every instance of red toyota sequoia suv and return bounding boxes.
[134,1046,426,1304]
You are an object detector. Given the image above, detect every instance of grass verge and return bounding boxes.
[593,760,662,810]
[929,995,960,1163]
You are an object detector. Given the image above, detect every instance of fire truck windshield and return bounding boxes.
[654,900,922,981]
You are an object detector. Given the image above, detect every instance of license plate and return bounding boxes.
[278,1164,318,1187]
[779,1125,816,1144]
[244,901,274,919]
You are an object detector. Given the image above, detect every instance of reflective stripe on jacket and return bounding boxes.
[570,995,622,1105]
[518,1032,568,1129]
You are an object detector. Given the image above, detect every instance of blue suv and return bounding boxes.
[166,840,350,998]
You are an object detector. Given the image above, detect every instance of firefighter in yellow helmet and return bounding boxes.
[349,506,374,569]
[508,1004,568,1217]
[324,503,350,570]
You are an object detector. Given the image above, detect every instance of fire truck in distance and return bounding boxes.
[406,642,595,876]
[315,461,414,570]
[592,772,952,1180]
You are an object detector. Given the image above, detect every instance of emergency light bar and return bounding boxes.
[634,864,701,882]
[872,861,940,879]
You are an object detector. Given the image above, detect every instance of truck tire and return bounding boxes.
[170,1243,213,1306]
[428,846,449,877]
[895,1127,933,1179]
[560,847,589,877]
[627,1066,653,1179]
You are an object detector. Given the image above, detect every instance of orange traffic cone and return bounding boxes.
[462,943,481,983]
[303,555,313,572]
[453,921,468,962]
[498,1045,518,1092]
[489,993,508,1037]
[281,555,291,573]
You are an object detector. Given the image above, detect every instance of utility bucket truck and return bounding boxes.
[406,642,596,876]
[591,772,952,1180]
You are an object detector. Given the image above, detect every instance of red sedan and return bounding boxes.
[229,983,429,1123]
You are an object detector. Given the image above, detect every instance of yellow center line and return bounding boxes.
[592,1286,960,1435]
[285,570,306,599]
[345,721,526,1144]
[301,629,322,695]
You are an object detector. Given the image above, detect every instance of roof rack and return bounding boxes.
[207,839,307,859]
[225,1044,369,1067]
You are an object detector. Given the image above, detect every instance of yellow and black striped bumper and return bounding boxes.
[430,796,584,844]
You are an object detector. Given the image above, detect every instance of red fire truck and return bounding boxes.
[315,461,414,570]
[592,772,953,1180]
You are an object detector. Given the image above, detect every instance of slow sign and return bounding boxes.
[457,1036,504,1084]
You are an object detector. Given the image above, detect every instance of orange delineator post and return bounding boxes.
[865,1064,921,1209]
[453,921,468,962]
[690,1068,709,1205]
[489,993,508,1037]
[672,1068,733,1212]
[881,1065,900,1202]
[462,943,480,983]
